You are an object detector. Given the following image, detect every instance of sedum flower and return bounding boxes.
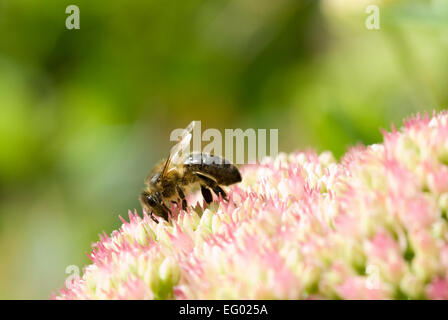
[55,111,448,300]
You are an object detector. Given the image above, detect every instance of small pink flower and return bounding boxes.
[426,278,448,300]
[338,277,392,300]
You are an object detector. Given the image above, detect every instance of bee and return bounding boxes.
[140,123,242,221]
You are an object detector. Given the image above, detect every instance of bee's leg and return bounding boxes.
[176,185,187,211]
[149,212,159,223]
[159,204,170,221]
[200,185,213,204]
[194,172,228,201]
[212,185,227,201]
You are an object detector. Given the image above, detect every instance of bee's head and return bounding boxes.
[140,190,157,208]
[139,188,169,221]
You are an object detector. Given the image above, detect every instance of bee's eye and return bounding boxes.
[147,195,157,207]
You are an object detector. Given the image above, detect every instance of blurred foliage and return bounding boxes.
[0,0,447,298]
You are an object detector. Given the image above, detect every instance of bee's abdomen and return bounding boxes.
[184,153,242,186]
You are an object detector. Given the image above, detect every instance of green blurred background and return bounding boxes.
[0,0,447,299]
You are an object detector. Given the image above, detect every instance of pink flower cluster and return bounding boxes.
[55,111,448,300]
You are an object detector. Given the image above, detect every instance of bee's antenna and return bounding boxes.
[160,154,171,181]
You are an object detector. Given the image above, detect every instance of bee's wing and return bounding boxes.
[161,121,196,179]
